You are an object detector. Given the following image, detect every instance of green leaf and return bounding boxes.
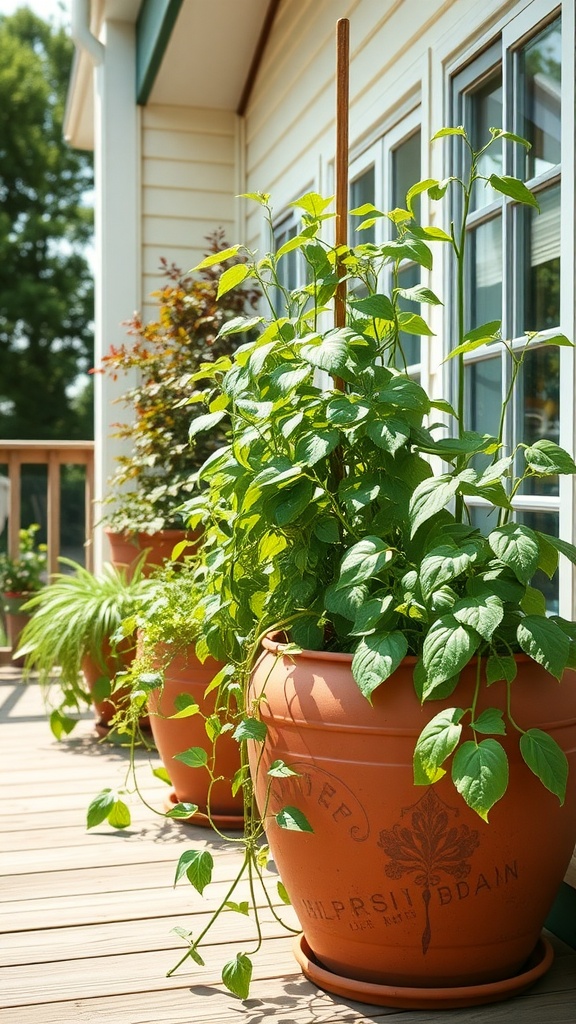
[294,430,340,466]
[452,739,509,820]
[395,284,443,306]
[107,800,131,829]
[431,126,467,140]
[409,475,460,537]
[521,586,547,617]
[540,534,576,567]
[173,746,208,768]
[277,880,292,905]
[224,900,250,916]
[336,536,390,589]
[349,293,395,320]
[397,312,435,336]
[219,314,264,336]
[268,760,300,778]
[324,581,368,619]
[217,262,250,299]
[152,766,172,785]
[422,616,480,692]
[489,523,539,583]
[525,439,576,476]
[351,594,395,636]
[275,806,314,832]
[365,418,410,454]
[166,802,199,819]
[192,244,241,270]
[352,631,408,701]
[86,789,114,829]
[273,479,315,526]
[49,709,77,740]
[413,707,465,784]
[300,330,351,372]
[222,953,253,1000]
[231,764,250,796]
[517,615,570,679]
[486,653,517,685]
[489,174,539,208]
[452,594,503,641]
[174,849,214,893]
[170,693,200,719]
[520,729,568,804]
[188,410,226,439]
[420,543,478,601]
[537,532,559,579]
[472,708,506,736]
[233,717,267,742]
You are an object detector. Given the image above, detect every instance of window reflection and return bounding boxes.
[465,356,502,474]
[521,185,561,333]
[517,345,560,498]
[468,216,502,329]
[467,73,503,211]
[519,19,561,179]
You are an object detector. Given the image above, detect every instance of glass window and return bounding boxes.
[392,129,422,369]
[518,19,562,179]
[453,14,562,612]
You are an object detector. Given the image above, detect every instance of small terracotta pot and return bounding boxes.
[147,646,243,829]
[248,637,576,1002]
[105,528,198,579]
[2,592,34,667]
[82,640,147,736]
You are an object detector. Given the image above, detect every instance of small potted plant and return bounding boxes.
[94,233,260,574]
[163,127,576,1006]
[87,557,244,832]
[0,523,47,664]
[17,556,155,739]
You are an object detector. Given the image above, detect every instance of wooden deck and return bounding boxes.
[1,666,574,1024]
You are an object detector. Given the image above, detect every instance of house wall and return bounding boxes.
[139,104,238,319]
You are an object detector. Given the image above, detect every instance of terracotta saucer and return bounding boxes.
[292,933,554,1009]
[164,789,244,830]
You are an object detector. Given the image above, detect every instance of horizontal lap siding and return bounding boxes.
[141,104,237,320]
[242,0,517,249]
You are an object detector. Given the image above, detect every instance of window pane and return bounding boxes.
[515,509,559,613]
[465,356,502,473]
[350,166,375,245]
[275,221,299,292]
[467,216,502,330]
[517,345,560,497]
[520,184,560,333]
[466,72,503,211]
[519,19,561,179]
[392,130,421,214]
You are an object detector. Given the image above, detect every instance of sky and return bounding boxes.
[0,0,70,25]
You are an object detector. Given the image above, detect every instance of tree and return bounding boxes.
[0,7,94,440]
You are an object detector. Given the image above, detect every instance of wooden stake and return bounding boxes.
[334,17,349,336]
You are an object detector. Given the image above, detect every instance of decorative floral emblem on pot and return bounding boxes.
[378,788,480,954]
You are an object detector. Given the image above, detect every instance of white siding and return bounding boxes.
[140,105,238,319]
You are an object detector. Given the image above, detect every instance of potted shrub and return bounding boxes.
[17,556,155,739]
[93,558,244,830]
[94,233,260,574]
[0,523,47,664]
[165,127,576,1006]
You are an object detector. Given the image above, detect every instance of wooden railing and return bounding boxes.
[0,440,95,575]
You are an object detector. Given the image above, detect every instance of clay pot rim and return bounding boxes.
[262,632,536,668]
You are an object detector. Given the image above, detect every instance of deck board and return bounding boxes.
[1,668,574,1023]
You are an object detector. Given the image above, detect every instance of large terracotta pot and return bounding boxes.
[147,646,243,829]
[248,636,576,1007]
[105,528,198,579]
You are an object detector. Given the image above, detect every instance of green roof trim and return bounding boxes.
[136,0,184,106]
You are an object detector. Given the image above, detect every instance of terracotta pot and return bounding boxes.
[105,528,198,579]
[2,591,34,667]
[147,646,243,829]
[82,641,148,736]
[248,637,576,1004]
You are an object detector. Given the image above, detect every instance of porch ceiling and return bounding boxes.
[148,0,271,110]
